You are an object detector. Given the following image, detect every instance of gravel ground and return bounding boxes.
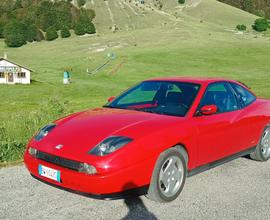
[0,158,270,220]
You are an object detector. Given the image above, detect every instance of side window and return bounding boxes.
[200,82,238,113]
[230,83,256,108]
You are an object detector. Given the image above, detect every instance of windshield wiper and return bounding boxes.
[103,105,126,110]
[136,108,165,115]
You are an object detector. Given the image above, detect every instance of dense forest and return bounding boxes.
[0,0,96,47]
[218,0,270,19]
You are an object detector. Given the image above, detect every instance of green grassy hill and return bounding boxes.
[183,0,257,27]
[0,0,270,164]
[88,0,257,32]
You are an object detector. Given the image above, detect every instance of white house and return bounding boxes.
[0,58,32,85]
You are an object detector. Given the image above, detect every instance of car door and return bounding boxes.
[193,82,246,166]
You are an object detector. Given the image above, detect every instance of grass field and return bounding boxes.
[0,0,270,164]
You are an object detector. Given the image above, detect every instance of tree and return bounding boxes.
[36,1,58,31]
[60,26,71,38]
[45,26,58,41]
[0,22,5,38]
[253,18,269,32]
[54,0,73,29]
[3,21,27,47]
[26,24,38,42]
[0,0,96,46]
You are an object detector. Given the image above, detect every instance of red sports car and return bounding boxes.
[24,77,270,202]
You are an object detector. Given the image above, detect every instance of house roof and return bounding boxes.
[0,58,33,72]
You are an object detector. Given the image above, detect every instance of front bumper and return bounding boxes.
[24,152,152,197]
[31,174,148,200]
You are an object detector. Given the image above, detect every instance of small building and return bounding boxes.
[0,58,32,85]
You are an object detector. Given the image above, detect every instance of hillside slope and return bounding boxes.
[183,0,257,27]
[87,0,257,33]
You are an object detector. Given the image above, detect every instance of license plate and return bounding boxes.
[38,165,61,182]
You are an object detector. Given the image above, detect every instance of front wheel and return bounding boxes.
[250,126,270,161]
[146,148,187,202]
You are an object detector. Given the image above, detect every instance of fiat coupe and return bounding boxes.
[24,77,270,202]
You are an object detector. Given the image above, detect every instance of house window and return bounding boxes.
[17,72,26,78]
[0,72,4,78]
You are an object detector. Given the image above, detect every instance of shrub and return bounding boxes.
[85,22,96,34]
[253,18,269,32]
[3,21,27,47]
[45,26,58,41]
[236,24,247,31]
[178,0,185,4]
[60,26,71,38]
[74,21,85,35]
[74,14,96,36]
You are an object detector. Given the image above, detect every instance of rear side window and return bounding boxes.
[199,82,238,113]
[230,83,256,107]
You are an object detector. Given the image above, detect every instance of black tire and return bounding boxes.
[250,125,270,162]
[146,147,187,203]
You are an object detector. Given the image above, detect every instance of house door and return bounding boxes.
[7,73,14,83]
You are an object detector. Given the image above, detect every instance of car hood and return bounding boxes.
[34,108,184,159]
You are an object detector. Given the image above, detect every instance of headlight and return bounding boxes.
[28,147,38,157]
[34,124,56,141]
[78,163,97,174]
[89,136,133,156]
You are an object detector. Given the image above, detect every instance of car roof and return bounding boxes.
[145,76,238,85]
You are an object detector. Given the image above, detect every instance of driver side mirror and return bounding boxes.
[107,96,116,103]
[200,105,218,116]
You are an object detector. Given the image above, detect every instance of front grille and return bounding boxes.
[36,150,82,171]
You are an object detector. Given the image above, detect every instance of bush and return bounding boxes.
[178,0,185,4]
[74,14,96,36]
[85,22,96,34]
[61,26,71,38]
[3,21,27,47]
[236,24,247,31]
[253,18,269,32]
[45,26,58,41]
[74,21,85,35]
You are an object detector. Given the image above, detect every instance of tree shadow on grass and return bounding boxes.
[122,182,157,220]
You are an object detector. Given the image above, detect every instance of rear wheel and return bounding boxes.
[146,147,187,202]
[250,126,270,161]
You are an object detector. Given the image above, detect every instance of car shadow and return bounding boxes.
[122,182,157,220]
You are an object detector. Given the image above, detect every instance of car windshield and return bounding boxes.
[105,81,201,117]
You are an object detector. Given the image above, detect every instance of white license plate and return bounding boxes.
[38,165,61,182]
